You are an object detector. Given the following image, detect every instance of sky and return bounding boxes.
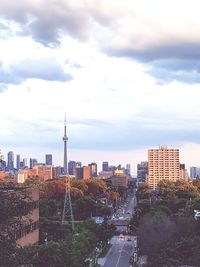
[1,0,200,175]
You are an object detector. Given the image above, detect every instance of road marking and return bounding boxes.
[115,241,126,267]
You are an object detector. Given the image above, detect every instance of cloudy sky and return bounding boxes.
[1,0,200,174]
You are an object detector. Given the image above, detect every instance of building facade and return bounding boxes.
[45,154,53,166]
[137,161,148,183]
[16,154,20,170]
[7,151,14,171]
[68,161,77,175]
[111,170,128,187]
[89,162,97,177]
[1,187,39,247]
[147,146,181,189]
[30,158,37,169]
[15,187,39,247]
[102,161,109,172]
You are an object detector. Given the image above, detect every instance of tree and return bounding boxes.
[0,187,33,267]
[136,183,151,200]
[84,179,107,195]
[73,196,96,219]
[138,213,177,265]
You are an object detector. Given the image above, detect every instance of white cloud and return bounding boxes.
[1,1,200,172]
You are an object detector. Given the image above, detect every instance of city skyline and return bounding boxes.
[1,1,200,173]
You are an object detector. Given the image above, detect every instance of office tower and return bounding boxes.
[180,164,188,181]
[137,161,148,183]
[30,158,37,169]
[147,146,180,190]
[68,161,76,175]
[63,115,68,175]
[126,163,131,176]
[102,161,109,171]
[89,162,97,177]
[0,158,6,171]
[75,167,83,179]
[23,158,28,168]
[52,166,63,178]
[45,154,53,165]
[7,151,14,171]
[190,167,197,179]
[16,154,20,170]
[111,170,128,187]
[76,161,82,168]
[83,166,91,179]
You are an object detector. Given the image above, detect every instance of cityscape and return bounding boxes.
[1,0,200,267]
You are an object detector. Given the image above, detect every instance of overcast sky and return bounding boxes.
[1,0,200,175]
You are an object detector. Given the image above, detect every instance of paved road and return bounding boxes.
[103,190,137,267]
[103,236,134,267]
[110,189,137,232]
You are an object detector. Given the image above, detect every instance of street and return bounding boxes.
[102,190,137,267]
[103,236,134,267]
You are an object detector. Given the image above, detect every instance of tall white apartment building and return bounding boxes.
[147,146,180,189]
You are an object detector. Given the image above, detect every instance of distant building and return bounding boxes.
[102,161,109,172]
[76,161,82,168]
[16,154,20,170]
[75,165,91,179]
[147,146,181,190]
[23,158,28,168]
[68,161,77,175]
[17,165,53,182]
[0,158,6,172]
[52,166,63,178]
[83,166,91,179]
[45,154,53,166]
[7,151,14,171]
[111,170,128,187]
[190,167,197,179]
[125,164,131,176]
[75,167,83,179]
[34,165,53,181]
[180,164,189,181]
[137,161,148,183]
[189,166,200,179]
[98,171,113,180]
[89,162,97,177]
[30,158,37,169]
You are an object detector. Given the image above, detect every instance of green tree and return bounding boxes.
[0,187,32,267]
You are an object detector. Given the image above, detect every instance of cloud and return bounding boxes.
[2,114,200,152]
[146,59,200,84]
[0,0,92,46]
[0,58,72,84]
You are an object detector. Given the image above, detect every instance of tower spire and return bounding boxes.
[63,113,68,175]
[61,115,74,230]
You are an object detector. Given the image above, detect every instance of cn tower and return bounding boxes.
[63,114,68,175]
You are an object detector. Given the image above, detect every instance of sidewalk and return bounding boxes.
[97,238,115,267]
